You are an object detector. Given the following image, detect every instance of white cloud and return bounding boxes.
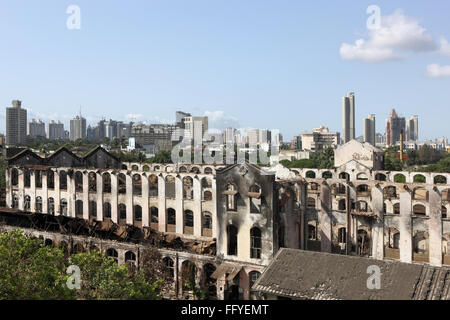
[425,64,450,78]
[203,110,240,131]
[124,113,144,121]
[439,37,450,56]
[340,9,437,63]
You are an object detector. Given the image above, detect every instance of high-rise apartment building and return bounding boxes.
[6,100,27,145]
[385,109,406,147]
[406,115,419,142]
[28,119,46,138]
[301,126,340,152]
[46,120,65,139]
[342,92,355,143]
[183,116,208,145]
[70,115,87,141]
[363,114,376,146]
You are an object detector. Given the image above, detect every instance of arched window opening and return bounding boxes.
[75,172,83,192]
[88,172,97,193]
[133,174,142,196]
[250,227,262,259]
[149,175,158,197]
[106,248,118,262]
[103,202,111,219]
[227,225,238,256]
[165,175,175,199]
[184,210,194,234]
[75,200,83,218]
[11,168,19,186]
[89,200,97,219]
[60,199,68,216]
[202,212,212,237]
[47,170,55,189]
[48,197,55,215]
[103,173,111,193]
[35,196,43,213]
[118,173,126,194]
[59,171,67,190]
[183,177,193,200]
[24,195,31,211]
[167,208,176,232]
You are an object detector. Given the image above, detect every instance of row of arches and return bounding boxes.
[126,163,217,175]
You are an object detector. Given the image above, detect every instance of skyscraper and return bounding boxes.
[363,114,376,146]
[28,119,46,138]
[70,115,87,141]
[385,109,406,147]
[6,100,27,145]
[406,115,419,142]
[342,92,355,143]
[46,120,65,140]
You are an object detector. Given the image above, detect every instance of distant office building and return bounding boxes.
[363,114,376,146]
[301,126,340,152]
[290,136,302,150]
[46,120,65,140]
[406,115,419,142]
[6,100,27,145]
[224,128,236,145]
[70,115,87,141]
[385,109,405,147]
[184,116,208,144]
[27,119,46,138]
[176,111,191,128]
[342,92,355,143]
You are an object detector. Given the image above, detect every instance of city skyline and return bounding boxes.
[1,1,449,140]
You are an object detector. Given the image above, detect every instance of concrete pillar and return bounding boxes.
[175,176,184,234]
[158,175,166,232]
[96,172,103,221]
[399,191,413,263]
[5,168,12,208]
[193,177,202,237]
[54,171,61,216]
[30,171,36,212]
[126,174,133,225]
[371,186,384,260]
[111,173,118,223]
[18,168,25,210]
[428,187,442,267]
[212,177,218,238]
[319,183,332,253]
[142,174,149,227]
[82,172,89,220]
[69,173,76,217]
[300,182,307,250]
[42,171,48,214]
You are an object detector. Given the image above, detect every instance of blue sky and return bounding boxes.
[0,0,449,140]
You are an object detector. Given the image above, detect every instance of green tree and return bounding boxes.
[69,251,160,300]
[147,150,173,164]
[0,230,75,300]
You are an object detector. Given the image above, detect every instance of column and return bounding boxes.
[399,191,413,263]
[69,172,76,217]
[212,177,218,239]
[18,168,25,210]
[96,172,103,221]
[111,173,118,223]
[193,177,202,237]
[319,183,332,253]
[428,187,442,267]
[371,185,384,260]
[30,171,36,212]
[175,176,184,234]
[82,172,89,220]
[142,174,149,227]
[158,175,166,232]
[42,171,48,214]
[54,171,61,216]
[5,168,12,208]
[126,174,133,225]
